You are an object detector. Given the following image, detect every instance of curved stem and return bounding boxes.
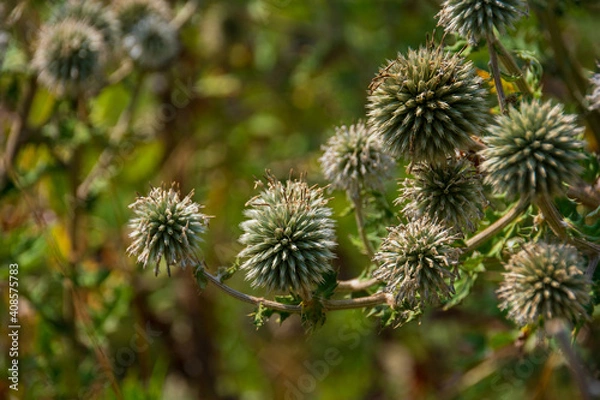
[567,183,600,210]
[487,33,506,114]
[351,193,376,260]
[536,196,600,255]
[336,277,380,292]
[200,268,389,313]
[463,198,530,254]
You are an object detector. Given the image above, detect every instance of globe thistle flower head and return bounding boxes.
[50,0,120,48]
[127,184,210,276]
[123,15,179,70]
[367,46,489,165]
[399,159,486,234]
[437,0,527,45]
[588,69,600,111]
[114,0,172,35]
[373,219,459,308]
[33,19,106,97]
[319,121,395,199]
[480,100,585,201]
[497,242,591,326]
[238,174,337,298]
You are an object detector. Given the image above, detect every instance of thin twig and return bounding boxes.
[1,76,37,188]
[487,33,506,114]
[463,198,530,254]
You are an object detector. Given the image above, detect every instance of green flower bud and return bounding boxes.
[437,0,527,45]
[367,46,489,165]
[480,100,585,201]
[497,242,591,326]
[238,174,337,298]
[399,159,486,234]
[33,19,106,97]
[373,219,459,308]
[127,185,210,276]
[320,121,395,199]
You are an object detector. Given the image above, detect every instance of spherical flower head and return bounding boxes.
[238,174,337,298]
[50,0,121,48]
[113,0,172,35]
[497,242,591,326]
[367,46,489,165]
[33,19,106,97]
[373,219,459,308]
[319,121,395,199]
[480,100,585,201]
[588,69,600,111]
[123,15,179,70]
[127,184,210,276]
[437,0,527,45]
[399,159,486,234]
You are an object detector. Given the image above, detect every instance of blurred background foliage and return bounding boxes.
[1,0,600,399]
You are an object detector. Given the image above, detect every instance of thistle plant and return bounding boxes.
[437,0,527,45]
[319,121,395,199]
[480,100,585,201]
[238,174,337,298]
[373,219,459,308]
[367,46,489,165]
[114,0,172,35]
[32,19,107,97]
[127,185,210,276]
[399,159,486,234]
[123,15,179,70]
[588,69,600,111]
[50,0,120,48]
[497,242,591,326]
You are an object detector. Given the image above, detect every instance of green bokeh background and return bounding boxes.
[1,0,600,399]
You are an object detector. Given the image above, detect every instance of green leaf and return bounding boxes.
[194,267,208,291]
[443,271,479,311]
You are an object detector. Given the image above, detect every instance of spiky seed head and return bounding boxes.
[437,0,527,45]
[123,15,179,70]
[33,19,106,97]
[319,121,395,199]
[50,0,120,47]
[480,100,585,201]
[497,242,591,326]
[113,0,172,35]
[373,219,459,308]
[367,46,489,165]
[238,174,337,298]
[127,184,210,276]
[399,159,486,234]
[588,69,600,111]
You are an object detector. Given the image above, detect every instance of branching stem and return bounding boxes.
[535,196,600,255]
[487,33,506,114]
[200,267,391,313]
